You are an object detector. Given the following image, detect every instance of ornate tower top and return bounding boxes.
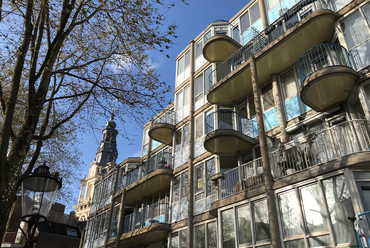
[95,112,119,171]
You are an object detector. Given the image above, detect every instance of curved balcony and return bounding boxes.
[149,110,176,145]
[207,0,337,105]
[297,43,359,111]
[204,110,256,154]
[203,20,242,63]
[115,152,173,203]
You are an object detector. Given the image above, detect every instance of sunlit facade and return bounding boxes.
[80,0,370,247]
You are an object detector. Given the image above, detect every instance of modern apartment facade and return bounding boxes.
[80,0,370,247]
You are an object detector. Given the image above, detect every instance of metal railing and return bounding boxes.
[353,211,370,248]
[271,120,370,178]
[206,110,252,137]
[203,20,239,43]
[214,158,264,200]
[297,43,353,83]
[208,0,331,90]
[122,203,170,234]
[151,109,177,126]
[116,151,173,192]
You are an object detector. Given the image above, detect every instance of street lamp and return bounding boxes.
[18,163,62,248]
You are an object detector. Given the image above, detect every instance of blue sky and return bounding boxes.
[72,0,250,212]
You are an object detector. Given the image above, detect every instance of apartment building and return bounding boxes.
[80,0,370,247]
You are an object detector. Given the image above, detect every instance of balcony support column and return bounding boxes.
[272,73,288,143]
[258,0,269,29]
[104,167,119,248]
[250,56,281,248]
[115,190,126,248]
[187,39,195,248]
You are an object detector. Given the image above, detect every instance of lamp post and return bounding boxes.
[18,163,62,248]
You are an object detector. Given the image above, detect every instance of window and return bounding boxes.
[220,199,271,247]
[278,175,356,247]
[174,124,190,168]
[280,70,310,120]
[196,41,203,58]
[170,229,187,248]
[66,228,78,237]
[172,171,188,222]
[265,0,297,24]
[194,158,216,215]
[176,50,191,87]
[261,84,279,131]
[239,3,263,44]
[194,67,212,111]
[176,85,190,122]
[194,221,217,248]
[341,5,370,70]
[195,115,203,140]
[142,127,149,157]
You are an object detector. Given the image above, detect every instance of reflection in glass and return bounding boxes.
[308,235,331,247]
[254,199,271,242]
[279,190,302,237]
[237,204,252,244]
[301,184,328,233]
[222,209,236,248]
[208,222,217,248]
[285,239,305,248]
[323,175,356,244]
[195,225,205,248]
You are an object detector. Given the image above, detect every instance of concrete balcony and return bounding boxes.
[108,204,170,247]
[270,120,370,179]
[149,109,176,145]
[203,20,242,63]
[115,152,173,203]
[207,0,337,105]
[204,110,256,154]
[297,43,359,111]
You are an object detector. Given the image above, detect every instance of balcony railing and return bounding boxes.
[206,110,252,136]
[208,0,331,89]
[203,20,240,44]
[297,43,353,83]
[213,158,264,200]
[122,203,170,234]
[151,109,177,126]
[116,152,173,192]
[271,120,370,178]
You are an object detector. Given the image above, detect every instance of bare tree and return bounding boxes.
[0,0,183,242]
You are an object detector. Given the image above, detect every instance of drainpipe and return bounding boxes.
[272,73,288,143]
[258,0,269,29]
[104,166,119,248]
[187,40,195,248]
[115,190,126,248]
[250,56,281,248]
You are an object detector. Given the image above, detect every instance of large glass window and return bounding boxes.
[176,85,190,122]
[194,66,212,111]
[194,221,217,248]
[220,199,271,247]
[265,0,297,24]
[278,175,356,247]
[262,84,279,131]
[194,158,216,214]
[174,124,190,168]
[239,3,263,44]
[142,127,149,157]
[172,171,188,222]
[280,70,310,120]
[170,229,187,248]
[341,5,370,70]
[176,50,191,87]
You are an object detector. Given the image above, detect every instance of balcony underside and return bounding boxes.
[204,130,256,154]
[300,66,359,111]
[117,224,170,247]
[207,10,337,105]
[118,169,173,204]
[203,36,242,63]
[149,123,176,145]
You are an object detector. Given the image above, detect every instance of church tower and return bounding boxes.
[74,114,119,221]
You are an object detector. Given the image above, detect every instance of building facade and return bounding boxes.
[80,0,370,247]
